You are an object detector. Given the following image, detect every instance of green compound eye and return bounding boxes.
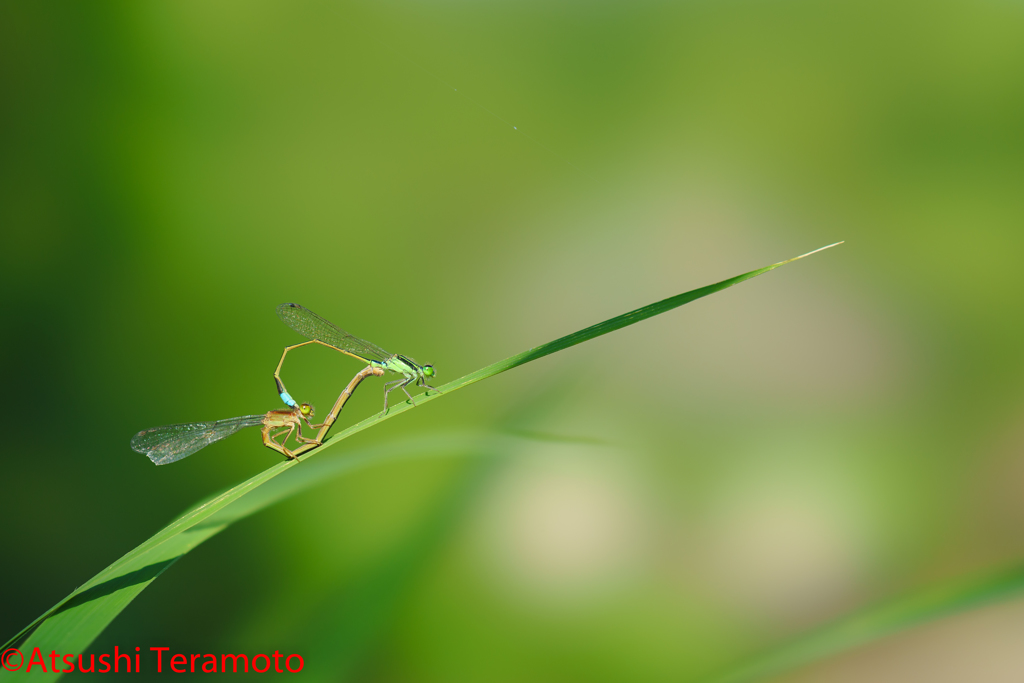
[300,403,313,417]
[423,365,435,378]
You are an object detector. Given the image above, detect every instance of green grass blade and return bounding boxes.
[317,242,844,447]
[698,564,1024,683]
[1,244,839,679]
[0,432,513,681]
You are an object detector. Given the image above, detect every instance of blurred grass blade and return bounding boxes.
[699,564,1024,683]
[300,458,501,679]
[1,244,838,679]
[0,432,515,682]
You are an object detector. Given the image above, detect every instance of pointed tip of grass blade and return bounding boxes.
[741,241,843,283]
[776,241,844,267]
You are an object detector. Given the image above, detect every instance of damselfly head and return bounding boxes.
[300,403,314,417]
[423,365,435,378]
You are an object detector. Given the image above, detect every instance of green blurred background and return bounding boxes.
[2,0,1023,680]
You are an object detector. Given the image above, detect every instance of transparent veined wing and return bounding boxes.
[277,303,391,363]
[130,414,265,465]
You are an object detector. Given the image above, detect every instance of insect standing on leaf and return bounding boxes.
[274,302,438,412]
[131,402,322,465]
[131,363,384,465]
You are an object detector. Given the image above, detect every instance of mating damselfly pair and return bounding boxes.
[130,304,438,465]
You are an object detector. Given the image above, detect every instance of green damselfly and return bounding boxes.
[274,303,437,412]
